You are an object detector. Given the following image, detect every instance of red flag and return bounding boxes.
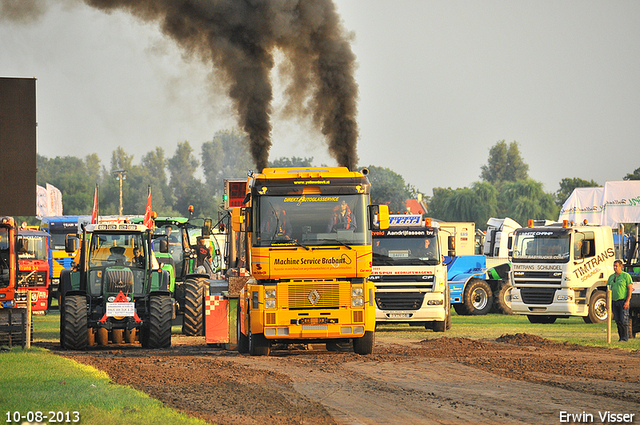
[143,189,153,228]
[90,185,98,224]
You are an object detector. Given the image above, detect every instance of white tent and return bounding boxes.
[558,187,605,225]
[559,181,640,227]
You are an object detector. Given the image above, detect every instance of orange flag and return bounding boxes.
[90,185,98,224]
[143,188,153,228]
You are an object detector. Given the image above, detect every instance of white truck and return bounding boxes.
[511,181,640,332]
[370,215,450,331]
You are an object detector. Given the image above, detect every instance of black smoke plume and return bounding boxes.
[83,0,360,171]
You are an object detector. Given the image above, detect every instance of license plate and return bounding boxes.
[299,317,327,325]
[106,302,135,317]
[388,313,410,319]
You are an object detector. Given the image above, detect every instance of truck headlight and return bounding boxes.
[265,289,276,299]
[556,295,573,301]
[511,294,520,300]
[352,297,364,307]
[265,300,276,309]
[352,287,363,297]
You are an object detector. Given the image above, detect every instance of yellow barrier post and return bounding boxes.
[606,288,612,344]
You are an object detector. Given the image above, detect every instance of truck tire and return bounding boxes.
[462,279,493,315]
[494,282,513,315]
[583,290,607,324]
[183,277,205,336]
[61,295,88,350]
[146,295,172,349]
[237,305,249,354]
[353,331,375,355]
[248,316,271,356]
[527,315,557,324]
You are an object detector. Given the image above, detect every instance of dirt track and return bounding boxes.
[46,332,640,425]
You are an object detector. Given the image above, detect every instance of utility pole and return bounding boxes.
[112,169,127,215]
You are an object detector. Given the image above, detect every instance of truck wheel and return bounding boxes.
[147,295,172,349]
[584,290,607,324]
[353,331,375,355]
[237,305,249,354]
[183,277,205,336]
[463,279,493,315]
[494,282,513,315]
[248,321,271,356]
[61,295,88,350]
[527,315,557,324]
[96,328,109,346]
[433,320,446,332]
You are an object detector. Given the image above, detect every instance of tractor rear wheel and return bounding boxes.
[183,277,205,336]
[146,295,172,348]
[61,295,88,350]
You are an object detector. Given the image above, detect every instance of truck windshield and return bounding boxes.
[0,227,10,288]
[254,194,369,247]
[512,229,571,263]
[373,231,439,266]
[17,235,48,261]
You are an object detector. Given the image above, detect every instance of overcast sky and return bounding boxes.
[1,0,639,197]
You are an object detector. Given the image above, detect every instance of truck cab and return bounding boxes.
[510,221,614,323]
[370,215,449,331]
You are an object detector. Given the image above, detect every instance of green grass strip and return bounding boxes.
[0,347,207,425]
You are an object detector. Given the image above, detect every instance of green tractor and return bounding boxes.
[59,221,173,350]
[131,215,220,336]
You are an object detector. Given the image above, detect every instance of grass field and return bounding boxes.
[1,309,637,424]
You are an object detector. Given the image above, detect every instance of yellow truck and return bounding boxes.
[229,167,388,355]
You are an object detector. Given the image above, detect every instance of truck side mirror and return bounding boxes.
[232,208,244,232]
[582,240,591,257]
[448,236,455,256]
[369,205,389,230]
[203,219,212,237]
[65,235,79,253]
[17,238,26,253]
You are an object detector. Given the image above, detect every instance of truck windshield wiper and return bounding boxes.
[267,240,310,250]
[316,239,353,250]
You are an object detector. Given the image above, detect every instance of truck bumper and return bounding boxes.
[511,288,588,316]
[376,292,446,322]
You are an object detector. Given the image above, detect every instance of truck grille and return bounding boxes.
[287,282,347,309]
[520,288,556,305]
[17,271,47,287]
[376,292,425,311]
[512,271,562,285]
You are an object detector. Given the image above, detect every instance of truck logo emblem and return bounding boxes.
[308,290,320,305]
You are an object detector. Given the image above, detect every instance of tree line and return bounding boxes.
[28,132,639,230]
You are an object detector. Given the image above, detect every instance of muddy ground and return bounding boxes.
[43,332,640,425]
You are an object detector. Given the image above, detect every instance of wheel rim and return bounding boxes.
[472,288,488,310]
[594,297,608,321]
